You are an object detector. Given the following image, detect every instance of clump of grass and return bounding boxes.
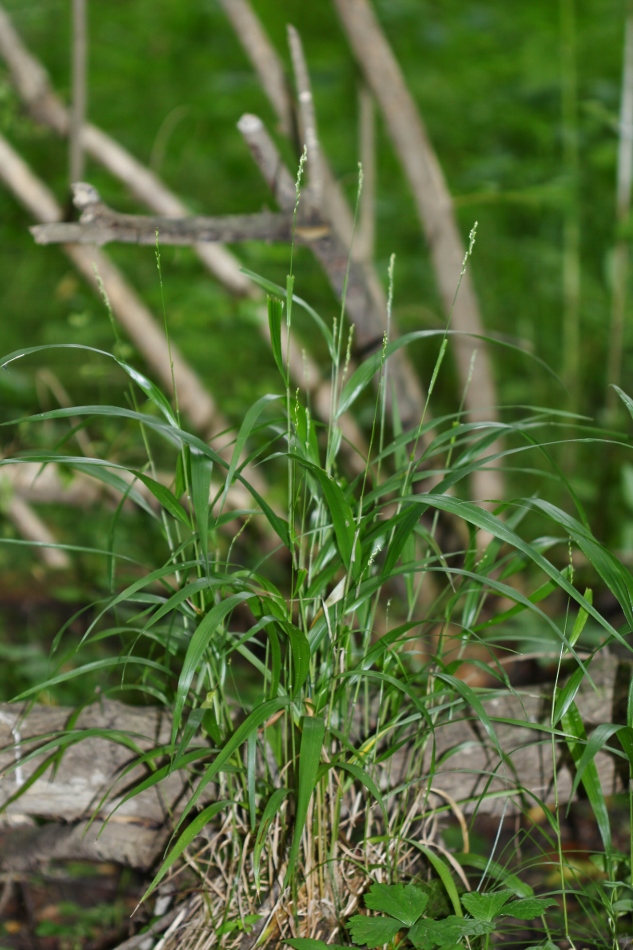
[2,224,633,949]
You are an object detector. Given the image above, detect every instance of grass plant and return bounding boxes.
[3,220,633,948]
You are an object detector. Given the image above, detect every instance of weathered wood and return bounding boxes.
[0,654,627,869]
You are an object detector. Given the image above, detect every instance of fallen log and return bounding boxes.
[0,653,626,871]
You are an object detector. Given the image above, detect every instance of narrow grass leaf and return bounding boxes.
[291,457,355,568]
[177,697,290,828]
[140,800,231,903]
[405,841,462,916]
[191,449,212,564]
[241,269,334,357]
[568,722,625,800]
[453,853,533,898]
[132,471,192,529]
[254,787,289,889]
[416,494,621,649]
[11,656,169,702]
[277,619,310,697]
[267,296,287,383]
[561,702,612,852]
[285,715,325,885]
[223,394,281,504]
[172,592,255,745]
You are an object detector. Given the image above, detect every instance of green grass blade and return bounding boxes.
[405,840,462,917]
[223,394,281,504]
[172,591,255,745]
[176,697,291,829]
[285,715,325,886]
[140,800,231,903]
[241,269,335,358]
[132,470,192,529]
[191,449,213,564]
[561,702,612,853]
[254,787,289,890]
[267,296,287,383]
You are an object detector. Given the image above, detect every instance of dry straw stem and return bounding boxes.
[0,2,367,470]
[332,0,503,497]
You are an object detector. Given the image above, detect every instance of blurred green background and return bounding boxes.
[0,0,630,698]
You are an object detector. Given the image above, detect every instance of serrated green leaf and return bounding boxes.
[409,915,495,949]
[363,883,428,926]
[347,915,401,948]
[461,890,512,921]
[503,897,556,920]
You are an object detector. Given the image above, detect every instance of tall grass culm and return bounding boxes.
[3,189,633,948]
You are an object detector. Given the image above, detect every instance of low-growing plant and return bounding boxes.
[2,206,633,947]
[284,880,556,949]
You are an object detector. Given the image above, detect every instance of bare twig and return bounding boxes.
[217,0,294,137]
[607,0,633,409]
[0,2,253,298]
[287,25,323,205]
[69,0,87,186]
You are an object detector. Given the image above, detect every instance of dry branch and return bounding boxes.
[287,25,323,204]
[0,654,626,869]
[218,0,294,137]
[0,3,368,468]
[0,134,224,442]
[0,2,252,299]
[332,0,503,499]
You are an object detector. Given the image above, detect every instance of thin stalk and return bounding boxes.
[607,0,633,411]
[560,0,581,417]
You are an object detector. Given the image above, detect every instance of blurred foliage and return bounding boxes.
[0,0,631,697]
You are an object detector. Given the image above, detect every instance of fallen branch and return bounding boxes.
[0,654,625,869]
